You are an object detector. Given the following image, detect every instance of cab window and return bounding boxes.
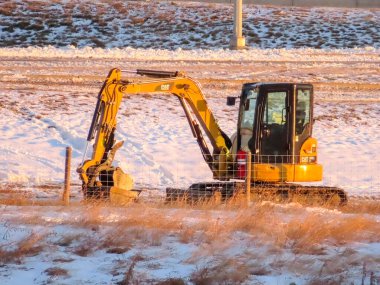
[296,89,311,135]
[263,91,287,125]
[240,89,258,130]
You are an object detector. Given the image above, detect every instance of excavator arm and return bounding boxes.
[77,68,232,199]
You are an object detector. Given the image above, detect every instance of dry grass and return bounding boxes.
[55,233,83,247]
[279,212,380,254]
[0,183,71,207]
[7,199,380,255]
[130,17,145,25]
[190,258,250,285]
[98,226,133,251]
[0,2,16,16]
[117,254,146,285]
[106,247,129,254]
[0,233,46,265]
[156,278,186,285]
[0,197,379,281]
[342,199,380,215]
[178,226,196,244]
[52,257,74,263]
[44,266,69,277]
[72,235,98,257]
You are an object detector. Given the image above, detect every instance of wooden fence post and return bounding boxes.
[246,151,252,206]
[63,146,72,205]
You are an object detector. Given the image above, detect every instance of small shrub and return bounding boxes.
[106,247,129,254]
[55,234,82,247]
[0,233,45,265]
[117,254,145,285]
[190,259,249,285]
[73,240,96,257]
[52,257,74,263]
[44,267,69,277]
[156,278,186,285]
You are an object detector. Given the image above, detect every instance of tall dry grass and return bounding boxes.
[0,232,46,265]
[341,198,380,215]
[57,200,380,262]
[6,199,379,256]
[1,197,379,282]
[190,258,250,285]
[44,266,69,277]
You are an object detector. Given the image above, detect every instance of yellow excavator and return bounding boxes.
[77,68,347,204]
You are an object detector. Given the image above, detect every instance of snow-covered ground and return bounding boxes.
[0,46,379,198]
[0,46,379,284]
[1,1,380,284]
[0,202,379,285]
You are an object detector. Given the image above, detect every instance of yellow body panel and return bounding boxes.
[251,163,322,182]
[299,137,318,163]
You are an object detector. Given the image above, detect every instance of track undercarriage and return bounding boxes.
[166,181,348,206]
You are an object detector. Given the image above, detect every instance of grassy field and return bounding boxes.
[0,195,380,284]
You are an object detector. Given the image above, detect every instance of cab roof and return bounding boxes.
[243,82,313,89]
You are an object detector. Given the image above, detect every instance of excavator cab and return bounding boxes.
[234,83,322,182]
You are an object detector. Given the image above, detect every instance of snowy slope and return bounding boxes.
[0,0,379,49]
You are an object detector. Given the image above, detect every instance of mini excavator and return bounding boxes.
[77,68,347,205]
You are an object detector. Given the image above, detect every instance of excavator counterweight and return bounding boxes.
[77,68,347,205]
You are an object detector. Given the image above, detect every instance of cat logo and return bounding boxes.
[160,84,170,91]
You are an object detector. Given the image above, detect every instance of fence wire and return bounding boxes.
[0,150,379,203]
[78,153,380,203]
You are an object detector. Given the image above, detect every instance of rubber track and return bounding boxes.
[166,181,349,206]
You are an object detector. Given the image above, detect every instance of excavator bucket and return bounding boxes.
[81,166,140,203]
[109,168,140,204]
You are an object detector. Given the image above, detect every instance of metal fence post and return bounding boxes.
[246,151,252,206]
[63,146,72,205]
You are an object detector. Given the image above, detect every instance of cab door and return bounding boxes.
[258,87,291,163]
[294,86,313,161]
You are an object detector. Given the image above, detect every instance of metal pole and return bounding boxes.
[230,0,246,49]
[63,146,72,205]
[246,151,251,206]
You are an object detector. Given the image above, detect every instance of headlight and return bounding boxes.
[301,156,317,163]
[309,156,317,163]
[301,157,308,163]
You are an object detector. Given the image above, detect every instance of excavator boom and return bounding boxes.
[77,68,232,200]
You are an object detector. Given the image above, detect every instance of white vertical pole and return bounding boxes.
[230,0,246,49]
